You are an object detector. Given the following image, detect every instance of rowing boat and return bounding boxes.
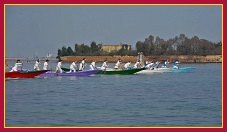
[39,70,102,77]
[5,71,20,78]
[166,67,196,73]
[96,68,146,75]
[137,67,196,74]
[136,67,170,74]
[61,67,70,72]
[5,70,49,78]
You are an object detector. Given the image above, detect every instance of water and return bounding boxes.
[5,63,222,127]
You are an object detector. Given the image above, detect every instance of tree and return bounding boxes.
[67,47,74,56]
[144,35,154,55]
[61,46,68,56]
[136,41,144,53]
[90,41,100,54]
[57,34,222,56]
[74,44,80,55]
[154,36,166,55]
[57,48,62,59]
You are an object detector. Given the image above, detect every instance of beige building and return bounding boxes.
[101,44,131,53]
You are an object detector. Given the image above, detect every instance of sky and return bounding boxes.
[5,5,222,57]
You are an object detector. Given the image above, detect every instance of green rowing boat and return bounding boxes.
[62,67,70,72]
[96,68,146,75]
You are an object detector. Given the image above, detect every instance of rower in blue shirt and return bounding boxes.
[173,60,180,69]
[162,60,169,68]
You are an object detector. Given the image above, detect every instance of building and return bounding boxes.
[101,44,131,53]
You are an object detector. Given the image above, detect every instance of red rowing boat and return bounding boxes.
[5,70,49,78]
[5,71,20,78]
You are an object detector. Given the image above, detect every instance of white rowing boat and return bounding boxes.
[136,67,196,74]
[136,67,170,74]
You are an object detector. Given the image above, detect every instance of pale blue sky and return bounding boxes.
[6,5,222,57]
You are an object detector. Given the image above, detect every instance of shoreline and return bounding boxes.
[60,55,222,63]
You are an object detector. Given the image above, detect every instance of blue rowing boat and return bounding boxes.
[166,67,196,73]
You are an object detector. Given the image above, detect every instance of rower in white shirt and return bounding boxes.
[56,60,63,73]
[10,59,22,72]
[114,59,122,69]
[34,59,41,70]
[43,59,49,70]
[101,60,108,70]
[70,60,78,72]
[124,61,131,70]
[79,58,86,71]
[90,60,97,70]
[133,60,140,68]
[145,61,154,69]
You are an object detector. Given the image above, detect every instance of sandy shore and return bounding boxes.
[60,55,222,63]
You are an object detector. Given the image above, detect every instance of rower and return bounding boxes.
[70,60,78,72]
[162,60,169,68]
[43,59,49,70]
[114,59,122,69]
[10,59,22,72]
[56,59,63,73]
[101,60,108,70]
[124,61,131,70]
[34,59,41,70]
[173,60,180,69]
[90,60,97,70]
[79,58,86,71]
[133,60,140,68]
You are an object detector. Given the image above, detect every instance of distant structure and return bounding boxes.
[46,53,52,58]
[101,44,131,53]
[34,51,39,58]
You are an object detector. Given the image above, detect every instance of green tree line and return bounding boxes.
[57,34,222,58]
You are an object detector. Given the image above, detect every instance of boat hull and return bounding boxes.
[96,68,146,75]
[5,71,20,78]
[6,70,49,78]
[166,67,196,73]
[137,68,170,74]
[39,70,102,77]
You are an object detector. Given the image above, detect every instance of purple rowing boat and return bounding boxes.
[39,70,102,77]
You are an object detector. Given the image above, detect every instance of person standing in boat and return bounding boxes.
[101,60,108,70]
[70,60,78,72]
[56,59,63,73]
[10,59,22,72]
[34,59,41,71]
[90,60,97,70]
[43,59,49,70]
[114,59,122,69]
[79,58,86,71]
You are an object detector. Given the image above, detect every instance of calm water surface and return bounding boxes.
[5,63,222,127]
